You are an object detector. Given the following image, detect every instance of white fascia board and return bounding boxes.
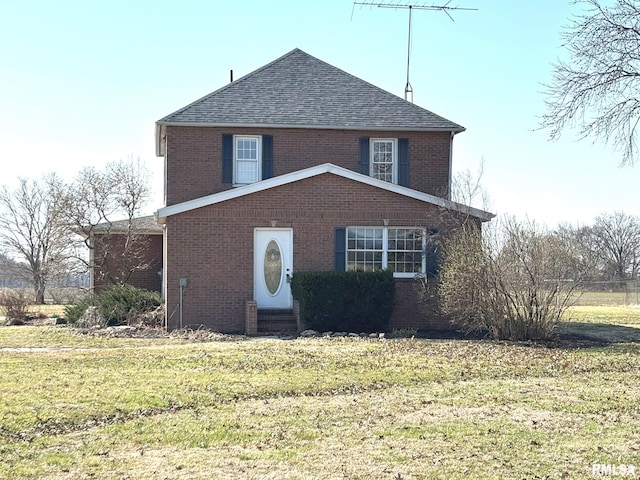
[331,166,494,221]
[156,164,331,221]
[154,121,465,134]
[155,163,493,223]
[76,227,162,238]
[156,124,166,157]
[93,229,163,236]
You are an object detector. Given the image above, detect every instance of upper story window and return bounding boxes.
[222,134,273,187]
[234,135,261,185]
[359,137,408,187]
[371,139,397,183]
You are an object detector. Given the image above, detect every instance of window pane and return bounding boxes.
[236,160,258,183]
[347,227,424,275]
[235,137,259,184]
[374,228,383,249]
[346,227,384,272]
[371,140,395,183]
[387,228,423,273]
[237,138,257,160]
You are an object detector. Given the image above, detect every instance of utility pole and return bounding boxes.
[352,2,477,102]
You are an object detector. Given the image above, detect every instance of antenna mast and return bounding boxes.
[352,1,477,102]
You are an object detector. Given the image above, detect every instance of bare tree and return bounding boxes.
[0,174,74,304]
[63,158,154,286]
[554,222,604,281]
[439,217,587,340]
[450,157,491,211]
[582,211,640,280]
[541,0,640,166]
[416,158,493,320]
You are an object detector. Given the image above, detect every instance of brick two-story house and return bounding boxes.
[154,48,492,333]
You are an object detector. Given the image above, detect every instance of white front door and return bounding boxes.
[254,228,293,309]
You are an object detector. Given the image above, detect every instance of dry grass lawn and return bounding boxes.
[0,306,639,479]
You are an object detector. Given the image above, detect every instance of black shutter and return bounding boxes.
[359,137,370,175]
[398,138,409,187]
[222,134,233,184]
[334,227,346,272]
[262,135,273,180]
[425,233,440,278]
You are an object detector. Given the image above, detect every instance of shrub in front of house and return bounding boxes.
[0,289,30,324]
[291,270,395,333]
[64,284,161,327]
[439,218,583,341]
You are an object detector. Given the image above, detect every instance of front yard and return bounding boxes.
[0,306,639,479]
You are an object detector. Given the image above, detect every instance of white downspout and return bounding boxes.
[179,283,184,329]
[163,135,168,206]
[89,232,95,293]
[178,277,187,329]
[448,131,454,200]
[161,223,168,330]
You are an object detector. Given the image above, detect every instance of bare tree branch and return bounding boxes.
[63,157,154,287]
[0,174,74,303]
[541,0,640,166]
[582,211,640,280]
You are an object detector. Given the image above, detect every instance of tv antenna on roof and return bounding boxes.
[352,1,477,103]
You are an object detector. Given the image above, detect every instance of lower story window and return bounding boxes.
[346,227,425,277]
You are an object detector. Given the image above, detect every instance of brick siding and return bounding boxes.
[93,234,163,293]
[164,173,466,332]
[165,126,452,206]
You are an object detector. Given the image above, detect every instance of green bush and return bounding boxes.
[64,284,161,326]
[62,300,91,326]
[291,270,395,333]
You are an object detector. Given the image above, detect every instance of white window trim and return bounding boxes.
[370,138,398,184]
[233,135,262,186]
[346,226,426,278]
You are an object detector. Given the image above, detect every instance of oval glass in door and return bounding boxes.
[264,239,283,296]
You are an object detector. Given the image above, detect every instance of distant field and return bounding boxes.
[567,305,640,325]
[574,290,639,306]
[0,287,79,322]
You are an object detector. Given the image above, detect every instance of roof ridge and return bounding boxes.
[298,50,463,129]
[157,48,303,123]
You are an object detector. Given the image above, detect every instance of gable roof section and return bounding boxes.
[81,215,163,237]
[156,49,464,154]
[155,163,493,223]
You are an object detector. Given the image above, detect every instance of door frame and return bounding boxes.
[253,227,293,309]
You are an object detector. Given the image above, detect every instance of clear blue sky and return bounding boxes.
[1,0,637,227]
